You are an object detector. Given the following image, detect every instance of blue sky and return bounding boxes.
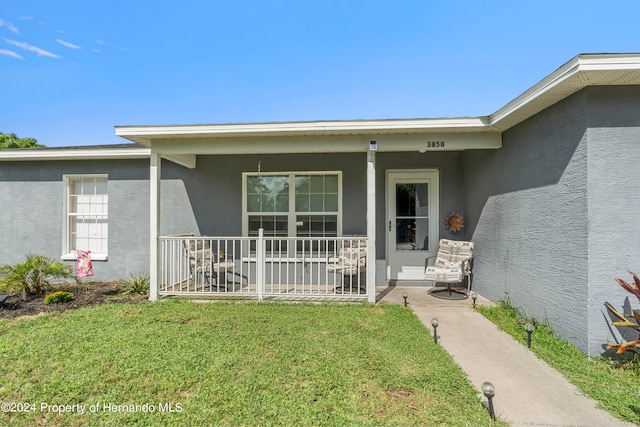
[1,1,639,147]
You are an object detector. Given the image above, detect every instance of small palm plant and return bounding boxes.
[121,272,150,296]
[605,271,640,355]
[0,254,74,300]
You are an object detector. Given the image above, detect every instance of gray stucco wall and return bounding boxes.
[163,153,369,238]
[464,86,640,356]
[585,86,640,356]
[0,159,199,282]
[0,153,372,282]
[464,89,590,352]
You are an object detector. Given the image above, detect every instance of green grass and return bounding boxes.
[0,300,502,427]
[476,301,640,424]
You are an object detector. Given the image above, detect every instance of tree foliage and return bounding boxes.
[0,132,43,149]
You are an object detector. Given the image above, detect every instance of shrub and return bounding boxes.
[0,254,73,300]
[121,273,150,296]
[605,271,640,355]
[44,291,73,304]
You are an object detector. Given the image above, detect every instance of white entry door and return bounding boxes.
[386,170,439,280]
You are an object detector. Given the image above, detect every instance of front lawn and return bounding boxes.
[0,300,499,426]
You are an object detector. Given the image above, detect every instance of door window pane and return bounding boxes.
[395,182,429,251]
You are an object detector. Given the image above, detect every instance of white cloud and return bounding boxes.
[0,48,23,59]
[0,19,20,34]
[56,39,81,49]
[3,38,60,58]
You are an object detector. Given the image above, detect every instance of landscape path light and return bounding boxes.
[431,318,439,344]
[525,323,535,348]
[402,291,408,307]
[471,292,477,307]
[481,381,496,420]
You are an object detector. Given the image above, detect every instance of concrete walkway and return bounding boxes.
[378,286,635,427]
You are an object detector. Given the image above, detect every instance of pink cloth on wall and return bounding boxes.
[76,250,94,279]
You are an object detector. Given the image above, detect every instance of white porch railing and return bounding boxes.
[159,231,369,301]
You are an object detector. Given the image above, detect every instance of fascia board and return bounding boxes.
[0,148,151,161]
[489,56,582,127]
[115,117,493,141]
[490,53,640,130]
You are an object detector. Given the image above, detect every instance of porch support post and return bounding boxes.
[366,144,376,303]
[149,150,161,301]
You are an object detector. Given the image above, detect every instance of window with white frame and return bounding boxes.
[243,172,341,251]
[62,175,108,260]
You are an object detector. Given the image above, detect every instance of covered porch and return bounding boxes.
[115,119,501,303]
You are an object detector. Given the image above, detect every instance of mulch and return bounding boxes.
[0,281,145,319]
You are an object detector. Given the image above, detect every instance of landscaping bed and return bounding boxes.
[0,281,143,319]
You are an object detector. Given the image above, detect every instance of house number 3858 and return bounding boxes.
[426,141,445,148]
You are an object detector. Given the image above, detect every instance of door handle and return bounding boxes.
[389,221,392,231]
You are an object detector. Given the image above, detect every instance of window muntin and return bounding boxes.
[63,175,108,259]
[243,172,341,251]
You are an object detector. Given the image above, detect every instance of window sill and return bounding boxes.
[61,253,108,261]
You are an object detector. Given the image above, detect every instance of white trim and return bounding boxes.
[61,252,108,261]
[149,152,161,301]
[366,150,376,303]
[385,169,440,281]
[241,171,343,239]
[490,53,640,131]
[116,117,491,140]
[113,53,640,147]
[0,148,150,161]
[61,174,109,260]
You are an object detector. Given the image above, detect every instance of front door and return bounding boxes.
[386,170,439,280]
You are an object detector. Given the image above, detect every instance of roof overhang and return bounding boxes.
[4,53,640,165]
[0,146,150,161]
[116,117,494,141]
[489,53,640,131]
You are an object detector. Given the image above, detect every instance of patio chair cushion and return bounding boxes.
[424,267,463,282]
[186,240,235,274]
[327,240,367,276]
[425,239,474,284]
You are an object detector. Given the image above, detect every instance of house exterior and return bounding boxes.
[1,53,640,356]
